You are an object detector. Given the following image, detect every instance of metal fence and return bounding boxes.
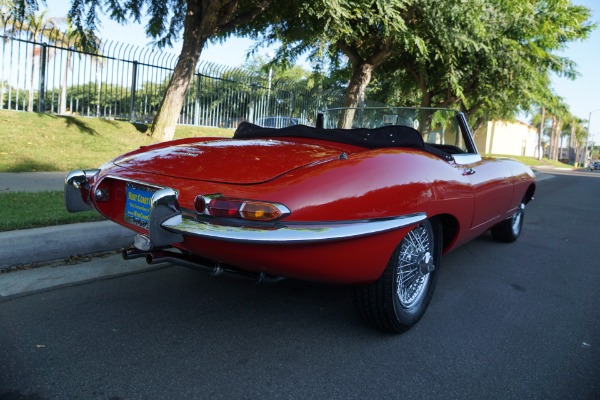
[0,18,346,129]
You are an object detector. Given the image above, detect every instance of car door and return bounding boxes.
[450,114,513,229]
[455,155,513,229]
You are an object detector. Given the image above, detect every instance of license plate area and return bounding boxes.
[124,182,158,229]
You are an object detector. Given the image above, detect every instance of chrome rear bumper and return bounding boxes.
[65,171,426,250]
[141,184,425,249]
[161,213,426,244]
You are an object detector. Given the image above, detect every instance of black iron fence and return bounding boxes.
[0,18,346,128]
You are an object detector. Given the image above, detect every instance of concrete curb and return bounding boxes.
[0,253,166,299]
[0,221,136,269]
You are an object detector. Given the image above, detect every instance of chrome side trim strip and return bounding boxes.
[161,213,427,243]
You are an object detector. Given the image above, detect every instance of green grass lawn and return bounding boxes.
[0,110,234,231]
[0,110,233,172]
[0,191,105,231]
[485,154,574,168]
[0,109,574,231]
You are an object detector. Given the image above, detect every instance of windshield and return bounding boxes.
[321,107,467,152]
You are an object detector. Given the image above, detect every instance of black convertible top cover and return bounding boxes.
[233,122,424,149]
[233,122,453,161]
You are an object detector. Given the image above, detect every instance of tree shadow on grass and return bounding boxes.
[34,112,151,136]
[62,116,101,135]
[130,122,150,134]
[39,113,124,136]
[5,159,59,172]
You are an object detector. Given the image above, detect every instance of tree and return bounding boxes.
[11,11,66,112]
[0,0,16,26]
[556,114,587,165]
[351,0,592,139]
[54,24,101,115]
[4,8,101,114]
[6,0,274,139]
[239,0,416,128]
[3,0,39,22]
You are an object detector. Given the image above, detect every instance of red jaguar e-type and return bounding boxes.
[65,107,535,333]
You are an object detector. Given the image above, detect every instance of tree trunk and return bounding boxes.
[28,45,37,112]
[338,62,374,129]
[554,123,562,160]
[336,39,392,129]
[569,123,576,164]
[59,50,71,115]
[149,0,271,141]
[548,115,558,161]
[550,119,561,161]
[150,6,207,141]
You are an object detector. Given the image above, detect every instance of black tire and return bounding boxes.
[354,219,442,333]
[491,201,525,243]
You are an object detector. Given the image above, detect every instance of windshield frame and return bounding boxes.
[317,107,479,156]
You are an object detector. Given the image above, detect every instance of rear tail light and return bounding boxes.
[196,196,290,221]
[209,198,246,218]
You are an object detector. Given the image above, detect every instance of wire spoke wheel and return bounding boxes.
[354,219,442,333]
[511,204,524,236]
[491,201,525,243]
[396,224,434,308]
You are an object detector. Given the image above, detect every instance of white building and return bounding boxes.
[473,120,539,157]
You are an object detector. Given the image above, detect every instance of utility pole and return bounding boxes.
[538,106,545,161]
[584,109,600,167]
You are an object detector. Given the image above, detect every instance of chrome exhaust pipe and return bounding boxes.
[122,247,150,260]
[146,250,220,275]
[145,249,284,284]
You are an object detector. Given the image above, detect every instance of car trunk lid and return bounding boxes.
[113,138,346,184]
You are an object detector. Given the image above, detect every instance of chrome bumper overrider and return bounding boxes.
[64,169,101,212]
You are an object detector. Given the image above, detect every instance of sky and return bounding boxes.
[42,0,600,142]
[550,0,600,143]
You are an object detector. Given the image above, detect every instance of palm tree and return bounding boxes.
[3,9,101,115]
[544,97,569,161]
[10,11,65,112]
[55,25,101,115]
[0,0,16,26]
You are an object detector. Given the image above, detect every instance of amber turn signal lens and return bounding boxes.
[240,201,283,221]
[204,197,290,221]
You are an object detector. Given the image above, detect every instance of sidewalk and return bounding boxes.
[0,172,152,298]
[0,171,67,192]
[0,220,136,269]
[1,171,135,269]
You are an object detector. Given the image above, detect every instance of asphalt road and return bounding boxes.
[1,170,599,400]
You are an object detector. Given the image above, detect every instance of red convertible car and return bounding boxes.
[65,107,535,333]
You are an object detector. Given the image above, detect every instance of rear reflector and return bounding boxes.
[193,195,207,214]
